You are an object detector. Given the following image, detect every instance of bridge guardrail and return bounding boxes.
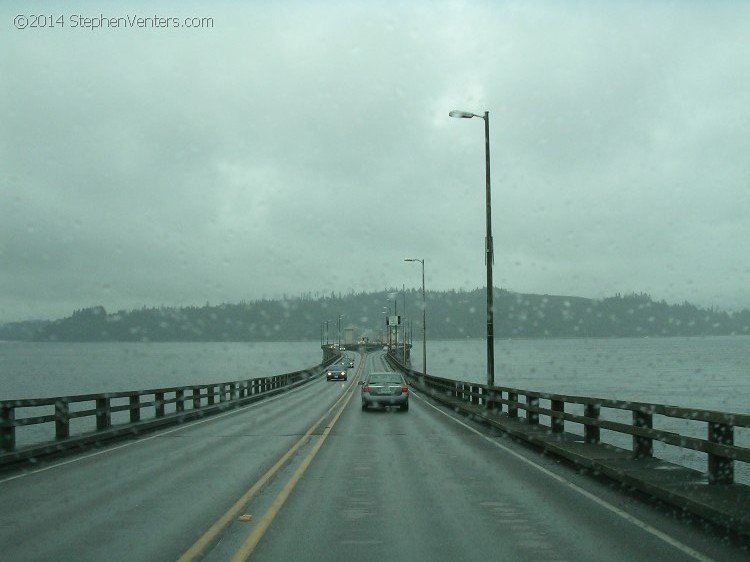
[0,357,339,468]
[386,354,749,486]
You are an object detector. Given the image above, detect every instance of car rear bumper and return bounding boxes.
[362,394,408,407]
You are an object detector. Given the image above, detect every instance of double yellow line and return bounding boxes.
[179,359,363,561]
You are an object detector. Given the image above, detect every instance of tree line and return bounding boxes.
[1,289,749,342]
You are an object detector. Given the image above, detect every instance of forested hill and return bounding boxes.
[2,290,749,342]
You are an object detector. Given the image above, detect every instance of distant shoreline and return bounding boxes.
[2,333,748,346]
[2,290,749,342]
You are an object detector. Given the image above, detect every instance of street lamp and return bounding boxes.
[449,109,495,392]
[337,314,343,348]
[382,307,388,346]
[404,258,426,375]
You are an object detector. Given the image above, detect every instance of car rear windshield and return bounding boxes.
[368,374,402,384]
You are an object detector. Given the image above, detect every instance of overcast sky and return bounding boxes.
[2,1,749,323]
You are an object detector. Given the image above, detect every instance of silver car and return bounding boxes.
[361,371,409,411]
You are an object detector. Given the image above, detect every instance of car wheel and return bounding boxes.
[401,402,409,412]
[361,402,367,411]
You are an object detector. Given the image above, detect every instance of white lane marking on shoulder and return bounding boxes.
[411,391,716,562]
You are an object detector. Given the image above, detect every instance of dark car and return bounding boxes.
[361,371,409,411]
[347,358,355,368]
[326,365,347,381]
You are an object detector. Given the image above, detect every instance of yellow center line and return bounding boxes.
[177,363,361,562]
[230,369,357,561]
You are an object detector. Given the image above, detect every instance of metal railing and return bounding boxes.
[388,355,750,485]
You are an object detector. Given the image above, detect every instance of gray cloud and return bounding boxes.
[2,1,750,322]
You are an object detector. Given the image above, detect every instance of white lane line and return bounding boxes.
[411,390,717,562]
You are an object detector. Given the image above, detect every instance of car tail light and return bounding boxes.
[401,386,408,394]
[362,384,370,393]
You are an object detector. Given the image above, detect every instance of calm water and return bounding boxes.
[0,340,324,400]
[414,335,750,414]
[2,337,746,411]
[1,337,747,482]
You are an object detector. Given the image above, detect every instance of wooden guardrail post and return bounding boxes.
[633,409,653,458]
[508,392,518,418]
[155,392,165,417]
[192,388,201,410]
[129,395,141,423]
[96,397,111,430]
[551,399,564,433]
[708,422,734,484]
[584,403,600,444]
[176,389,185,413]
[527,396,539,425]
[207,385,216,405]
[488,389,501,413]
[471,385,481,406]
[1,403,15,451]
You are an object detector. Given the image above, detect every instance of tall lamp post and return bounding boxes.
[449,109,495,392]
[404,258,426,374]
[382,307,388,346]
[337,314,343,349]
